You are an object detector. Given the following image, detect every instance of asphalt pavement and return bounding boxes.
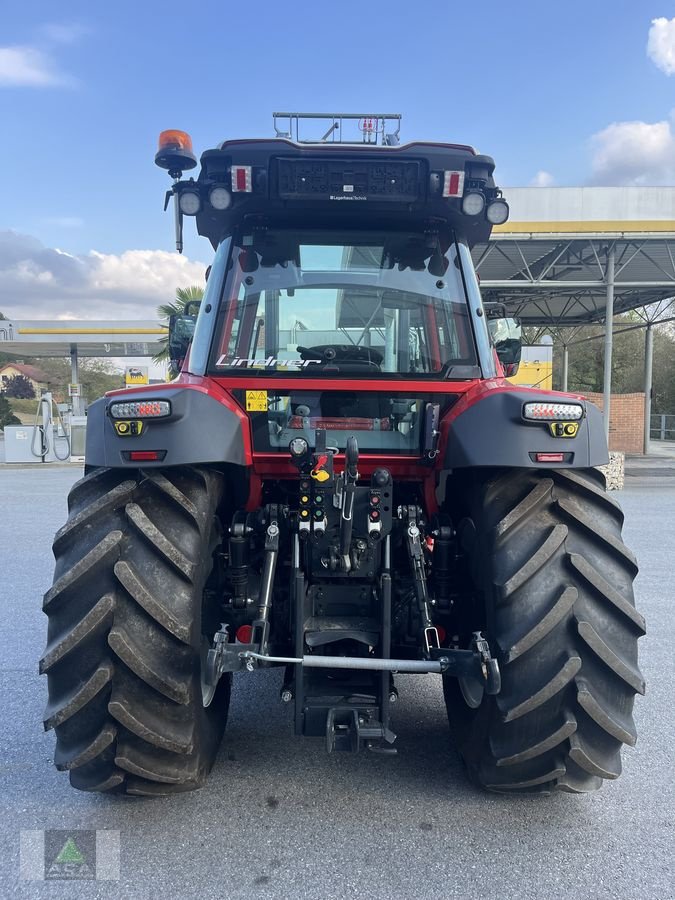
[1,466,673,900]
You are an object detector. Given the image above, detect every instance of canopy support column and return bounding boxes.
[70,343,83,417]
[602,245,615,443]
[643,323,654,455]
[561,344,569,392]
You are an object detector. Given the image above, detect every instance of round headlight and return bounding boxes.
[462,191,486,216]
[209,186,232,210]
[178,190,201,216]
[486,198,510,225]
[289,437,309,458]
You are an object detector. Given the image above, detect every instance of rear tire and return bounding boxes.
[443,468,645,793]
[41,466,231,795]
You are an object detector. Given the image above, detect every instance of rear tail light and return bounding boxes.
[109,400,171,419]
[523,402,583,421]
[129,451,163,462]
[231,165,252,193]
[535,452,566,463]
[442,170,465,197]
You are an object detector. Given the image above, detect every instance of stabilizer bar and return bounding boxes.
[209,637,500,693]
[240,650,446,673]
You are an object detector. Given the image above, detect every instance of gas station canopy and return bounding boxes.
[473,186,675,325]
[0,321,167,358]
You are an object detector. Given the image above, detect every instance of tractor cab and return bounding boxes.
[159,114,520,459]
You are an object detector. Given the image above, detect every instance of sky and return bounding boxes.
[1,0,675,326]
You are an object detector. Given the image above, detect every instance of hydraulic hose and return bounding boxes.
[339,436,359,570]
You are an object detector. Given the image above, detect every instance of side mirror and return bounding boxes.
[488,316,522,378]
[168,313,197,375]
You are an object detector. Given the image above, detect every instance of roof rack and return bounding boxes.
[272,112,402,146]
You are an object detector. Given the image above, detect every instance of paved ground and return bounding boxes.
[1,466,673,900]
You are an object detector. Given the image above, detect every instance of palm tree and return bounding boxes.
[153,285,204,365]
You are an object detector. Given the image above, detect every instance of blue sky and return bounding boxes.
[1,0,675,320]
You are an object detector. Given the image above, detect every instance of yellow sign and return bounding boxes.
[245,390,268,412]
[125,366,149,385]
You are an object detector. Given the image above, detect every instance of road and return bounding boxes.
[1,466,673,900]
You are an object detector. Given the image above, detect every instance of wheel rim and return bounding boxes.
[458,673,484,709]
[457,636,485,709]
[200,637,216,708]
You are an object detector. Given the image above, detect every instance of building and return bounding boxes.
[0,362,51,396]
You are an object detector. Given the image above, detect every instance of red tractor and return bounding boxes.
[41,114,644,796]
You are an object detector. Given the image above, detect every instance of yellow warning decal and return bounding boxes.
[246,390,268,412]
[113,421,143,436]
[549,421,579,438]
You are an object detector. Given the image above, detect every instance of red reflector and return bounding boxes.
[435,625,447,644]
[236,625,253,643]
[232,165,252,192]
[535,452,565,463]
[129,451,161,461]
[443,170,465,197]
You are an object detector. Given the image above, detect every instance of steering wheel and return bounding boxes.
[297,344,384,366]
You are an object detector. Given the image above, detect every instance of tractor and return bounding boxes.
[41,113,644,796]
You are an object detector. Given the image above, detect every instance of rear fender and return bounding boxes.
[441,381,608,469]
[85,380,251,468]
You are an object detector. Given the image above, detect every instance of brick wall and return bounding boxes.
[584,392,644,453]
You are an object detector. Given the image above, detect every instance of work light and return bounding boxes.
[179,191,201,216]
[486,198,510,225]
[462,191,486,216]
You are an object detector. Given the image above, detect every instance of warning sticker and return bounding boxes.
[246,390,268,412]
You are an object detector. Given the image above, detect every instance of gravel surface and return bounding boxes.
[1,467,673,900]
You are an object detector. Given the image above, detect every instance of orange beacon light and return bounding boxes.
[155,130,197,174]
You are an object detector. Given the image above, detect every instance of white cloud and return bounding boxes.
[0,231,208,320]
[589,118,675,184]
[530,170,555,187]
[647,17,675,75]
[0,45,73,88]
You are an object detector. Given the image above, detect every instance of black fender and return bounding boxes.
[85,386,248,468]
[443,389,609,469]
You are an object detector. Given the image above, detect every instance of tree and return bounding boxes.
[0,394,20,429]
[28,358,124,405]
[550,313,675,415]
[153,285,204,365]
[3,373,35,399]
